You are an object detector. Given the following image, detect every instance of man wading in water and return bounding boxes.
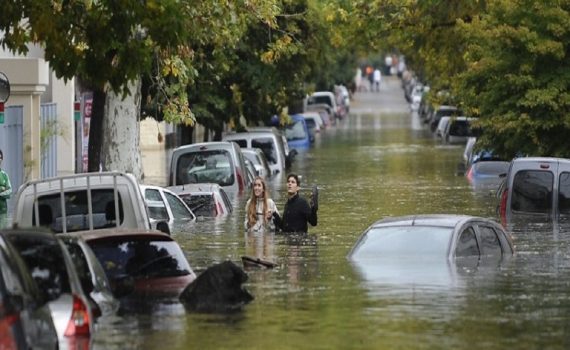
[273,173,318,233]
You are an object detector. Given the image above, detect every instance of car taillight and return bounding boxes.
[236,168,244,192]
[0,314,20,349]
[499,189,508,226]
[64,295,91,337]
[466,166,473,181]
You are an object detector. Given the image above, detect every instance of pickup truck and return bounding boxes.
[12,172,155,233]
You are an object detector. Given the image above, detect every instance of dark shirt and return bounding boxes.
[273,193,317,233]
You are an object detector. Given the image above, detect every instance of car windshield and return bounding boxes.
[285,120,307,141]
[89,238,191,279]
[176,150,234,186]
[351,226,453,259]
[252,138,278,165]
[448,120,473,137]
[180,194,215,217]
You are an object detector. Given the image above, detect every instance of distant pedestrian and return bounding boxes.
[0,150,12,229]
[245,176,278,232]
[373,68,382,92]
[273,173,317,233]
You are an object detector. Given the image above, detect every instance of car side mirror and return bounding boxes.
[110,275,135,298]
[156,221,170,235]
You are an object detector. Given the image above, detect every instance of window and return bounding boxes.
[285,120,307,141]
[512,170,553,213]
[478,226,502,256]
[252,138,277,165]
[145,189,162,201]
[455,227,480,257]
[181,194,215,217]
[176,150,234,186]
[165,192,194,221]
[34,189,123,233]
[559,172,570,214]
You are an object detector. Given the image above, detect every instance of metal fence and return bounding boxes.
[40,103,58,179]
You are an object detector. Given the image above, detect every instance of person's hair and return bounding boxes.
[287,173,300,186]
[247,176,269,228]
[0,149,3,159]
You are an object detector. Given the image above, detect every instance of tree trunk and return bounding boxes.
[88,88,106,172]
[100,79,144,180]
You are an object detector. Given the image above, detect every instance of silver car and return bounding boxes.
[348,214,514,260]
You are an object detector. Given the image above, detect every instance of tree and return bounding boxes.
[456,1,570,158]
[1,1,280,178]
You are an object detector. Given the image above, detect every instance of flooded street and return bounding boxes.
[94,77,570,349]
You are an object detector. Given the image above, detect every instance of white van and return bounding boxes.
[223,127,291,175]
[169,141,250,197]
[498,157,570,228]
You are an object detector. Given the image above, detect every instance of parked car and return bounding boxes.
[497,157,570,228]
[335,84,350,113]
[348,214,514,260]
[140,184,196,233]
[301,111,324,134]
[169,141,250,198]
[428,105,462,133]
[223,128,292,175]
[58,234,120,316]
[3,229,96,346]
[435,116,451,139]
[466,151,510,181]
[0,232,58,350]
[242,147,271,179]
[66,229,197,299]
[305,103,334,127]
[306,91,343,120]
[170,183,233,218]
[12,172,153,233]
[443,117,477,144]
[283,114,312,149]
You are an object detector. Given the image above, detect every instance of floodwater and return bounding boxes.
[93,78,570,349]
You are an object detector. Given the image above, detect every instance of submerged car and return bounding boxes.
[497,157,570,228]
[3,229,95,346]
[140,184,196,233]
[0,232,58,350]
[66,229,197,298]
[348,214,514,260]
[283,114,312,150]
[242,147,271,179]
[170,183,233,218]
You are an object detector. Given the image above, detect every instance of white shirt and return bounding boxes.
[244,198,279,232]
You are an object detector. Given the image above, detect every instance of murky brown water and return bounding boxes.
[92,78,570,349]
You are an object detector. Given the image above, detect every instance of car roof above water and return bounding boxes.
[370,214,478,229]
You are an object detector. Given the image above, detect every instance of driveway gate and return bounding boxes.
[40,103,58,179]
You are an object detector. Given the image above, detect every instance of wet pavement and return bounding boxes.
[93,76,570,349]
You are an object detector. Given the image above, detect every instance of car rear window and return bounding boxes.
[448,120,472,137]
[33,189,124,233]
[285,120,308,141]
[176,150,235,186]
[252,138,278,165]
[180,194,215,217]
[8,235,71,301]
[512,170,553,213]
[308,95,333,107]
[88,238,191,279]
[351,226,452,258]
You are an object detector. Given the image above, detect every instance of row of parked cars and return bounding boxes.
[1,172,200,348]
[0,85,350,348]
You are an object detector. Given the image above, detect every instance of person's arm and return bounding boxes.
[272,211,283,231]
